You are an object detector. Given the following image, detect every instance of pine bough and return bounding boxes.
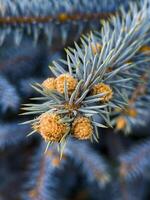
[22,0,150,154]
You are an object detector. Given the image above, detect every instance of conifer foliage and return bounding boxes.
[0,0,150,200]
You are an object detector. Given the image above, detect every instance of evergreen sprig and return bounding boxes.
[22,0,150,153]
[0,0,134,46]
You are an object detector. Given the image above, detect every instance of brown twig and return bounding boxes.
[0,12,112,25]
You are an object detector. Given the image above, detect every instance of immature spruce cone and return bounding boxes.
[35,113,68,142]
[55,74,77,95]
[92,83,113,102]
[42,78,56,90]
[72,116,93,140]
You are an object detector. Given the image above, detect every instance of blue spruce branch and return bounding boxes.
[0,0,135,46]
[65,139,111,188]
[118,139,150,180]
[22,0,150,153]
